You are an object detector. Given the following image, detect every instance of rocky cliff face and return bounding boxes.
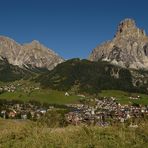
[89,19,148,70]
[0,36,64,70]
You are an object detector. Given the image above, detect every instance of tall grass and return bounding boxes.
[0,119,148,148]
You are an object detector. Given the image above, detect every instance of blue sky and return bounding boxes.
[0,0,148,59]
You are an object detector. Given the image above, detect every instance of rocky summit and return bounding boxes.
[0,36,64,70]
[89,19,148,70]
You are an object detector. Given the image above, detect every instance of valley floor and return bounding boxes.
[0,85,148,148]
[0,119,148,148]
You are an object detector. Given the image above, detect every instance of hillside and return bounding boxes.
[36,59,148,94]
[0,58,33,82]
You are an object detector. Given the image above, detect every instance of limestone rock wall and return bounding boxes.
[89,19,148,70]
[0,36,64,70]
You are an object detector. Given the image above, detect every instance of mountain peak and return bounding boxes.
[115,18,146,38]
[31,40,40,44]
[89,18,148,70]
[119,18,136,29]
[24,40,43,50]
[0,36,64,70]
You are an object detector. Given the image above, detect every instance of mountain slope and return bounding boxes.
[89,19,148,69]
[0,36,64,70]
[0,58,33,82]
[36,59,148,94]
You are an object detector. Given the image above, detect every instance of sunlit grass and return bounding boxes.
[0,119,148,148]
[100,90,148,105]
[0,89,80,104]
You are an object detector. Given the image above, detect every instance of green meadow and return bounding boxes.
[0,81,148,105]
[100,90,148,105]
[0,89,80,104]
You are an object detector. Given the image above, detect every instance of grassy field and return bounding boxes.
[0,119,148,148]
[0,89,148,105]
[0,89,80,104]
[99,90,148,105]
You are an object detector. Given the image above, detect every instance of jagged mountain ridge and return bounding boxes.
[89,19,148,69]
[0,36,64,70]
